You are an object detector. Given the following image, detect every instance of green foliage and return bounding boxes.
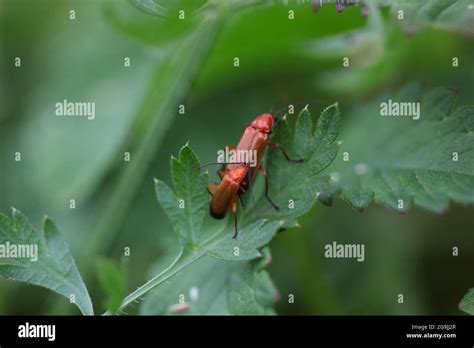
[155,146,209,246]
[104,0,262,46]
[256,104,341,220]
[156,103,340,250]
[391,0,474,36]
[326,85,474,213]
[206,221,281,261]
[303,0,474,97]
[10,6,153,207]
[103,0,208,45]
[2,0,228,315]
[227,263,278,315]
[140,255,277,315]
[85,5,226,266]
[96,258,126,314]
[0,209,92,315]
[2,0,473,317]
[111,105,341,314]
[460,288,474,315]
[131,0,209,16]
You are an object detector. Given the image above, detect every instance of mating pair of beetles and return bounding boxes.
[207,113,304,239]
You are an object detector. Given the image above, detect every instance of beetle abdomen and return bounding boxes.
[210,205,227,219]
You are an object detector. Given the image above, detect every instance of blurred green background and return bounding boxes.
[1,0,473,315]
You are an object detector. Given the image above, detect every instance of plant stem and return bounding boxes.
[105,225,229,314]
[85,17,222,259]
[105,247,186,315]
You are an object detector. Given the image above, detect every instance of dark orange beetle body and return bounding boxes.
[227,113,274,188]
[209,165,249,220]
[208,113,303,238]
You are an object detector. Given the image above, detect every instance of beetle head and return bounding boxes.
[250,113,274,134]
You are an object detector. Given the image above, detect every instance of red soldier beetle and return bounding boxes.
[206,112,304,239]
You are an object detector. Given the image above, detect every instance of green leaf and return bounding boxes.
[206,220,282,261]
[155,144,284,256]
[155,145,209,247]
[140,256,229,315]
[96,258,126,315]
[327,85,474,213]
[140,256,277,315]
[255,103,341,220]
[460,288,474,315]
[391,0,474,36]
[109,104,340,315]
[227,265,278,315]
[0,209,93,315]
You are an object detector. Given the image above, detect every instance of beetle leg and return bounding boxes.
[231,199,239,239]
[268,143,304,163]
[238,185,247,194]
[238,194,245,208]
[258,164,279,210]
